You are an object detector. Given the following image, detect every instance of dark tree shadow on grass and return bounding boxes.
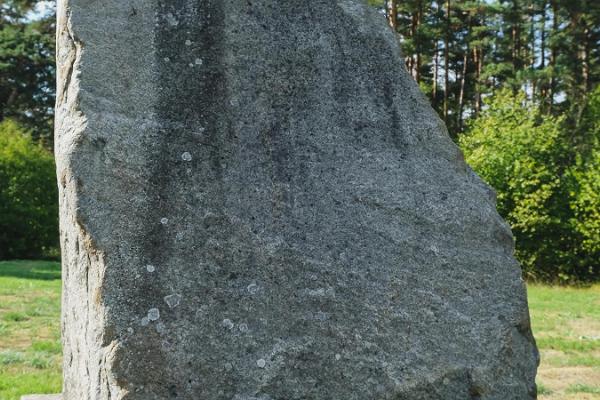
[0,260,61,280]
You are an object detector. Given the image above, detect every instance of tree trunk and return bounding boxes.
[540,0,546,70]
[540,0,547,106]
[458,49,468,131]
[433,40,439,106]
[458,12,471,131]
[575,20,591,128]
[387,0,398,29]
[530,2,536,100]
[511,0,521,75]
[415,0,423,83]
[582,25,590,93]
[549,0,557,111]
[475,46,483,117]
[444,0,450,123]
[410,6,418,79]
[474,0,484,117]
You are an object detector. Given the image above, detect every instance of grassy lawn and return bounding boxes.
[0,260,62,399]
[0,261,598,399]
[530,284,600,399]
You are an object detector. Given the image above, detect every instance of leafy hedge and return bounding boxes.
[461,89,600,282]
[0,120,58,259]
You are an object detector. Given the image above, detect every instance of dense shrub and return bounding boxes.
[460,90,599,282]
[567,149,600,279]
[0,120,58,259]
[564,87,600,281]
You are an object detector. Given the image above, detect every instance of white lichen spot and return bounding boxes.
[146,264,156,273]
[238,323,249,333]
[303,287,336,297]
[181,152,193,161]
[164,294,182,309]
[160,217,169,225]
[247,283,259,295]
[189,63,195,68]
[156,322,166,334]
[335,353,341,361]
[430,245,439,255]
[165,13,179,26]
[141,317,150,326]
[307,288,326,296]
[164,57,170,62]
[195,58,203,65]
[256,359,266,368]
[222,318,234,330]
[185,39,192,46]
[127,327,134,334]
[148,308,160,321]
[224,362,233,371]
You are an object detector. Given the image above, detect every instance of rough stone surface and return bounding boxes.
[56,0,539,399]
[20,395,61,400]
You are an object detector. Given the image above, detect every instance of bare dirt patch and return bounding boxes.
[538,366,600,399]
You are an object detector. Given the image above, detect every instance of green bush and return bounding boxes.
[0,120,58,259]
[570,145,599,257]
[460,90,599,282]
[565,87,600,280]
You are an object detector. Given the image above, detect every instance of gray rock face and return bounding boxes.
[56,0,538,399]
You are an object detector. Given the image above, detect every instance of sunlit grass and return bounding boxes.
[529,284,600,399]
[0,260,61,399]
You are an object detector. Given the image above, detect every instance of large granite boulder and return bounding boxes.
[55,0,538,399]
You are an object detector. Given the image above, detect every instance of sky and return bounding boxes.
[26,1,55,21]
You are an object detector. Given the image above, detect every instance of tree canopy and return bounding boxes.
[0,0,55,144]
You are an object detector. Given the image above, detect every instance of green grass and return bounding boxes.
[0,260,62,399]
[528,284,600,398]
[528,284,600,362]
[538,382,554,396]
[0,261,598,399]
[566,384,600,395]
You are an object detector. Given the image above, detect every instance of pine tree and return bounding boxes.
[0,1,55,145]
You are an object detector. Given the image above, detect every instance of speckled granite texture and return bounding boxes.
[56,0,538,399]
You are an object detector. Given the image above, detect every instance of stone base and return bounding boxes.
[21,395,61,400]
